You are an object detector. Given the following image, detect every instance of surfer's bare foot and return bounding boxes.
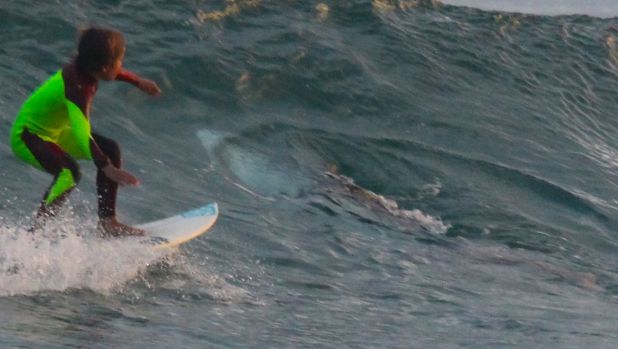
[98,217,145,237]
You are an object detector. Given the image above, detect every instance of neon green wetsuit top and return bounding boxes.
[11,71,93,204]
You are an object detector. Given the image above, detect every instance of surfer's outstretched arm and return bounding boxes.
[116,69,161,96]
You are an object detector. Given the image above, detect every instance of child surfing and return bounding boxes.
[10,28,161,237]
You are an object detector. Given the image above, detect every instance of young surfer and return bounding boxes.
[10,28,161,237]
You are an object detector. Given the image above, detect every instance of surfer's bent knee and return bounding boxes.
[93,134,121,167]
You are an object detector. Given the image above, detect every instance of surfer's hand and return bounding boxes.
[102,165,140,186]
[137,78,161,96]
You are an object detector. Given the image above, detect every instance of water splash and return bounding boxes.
[167,253,255,303]
[0,214,165,297]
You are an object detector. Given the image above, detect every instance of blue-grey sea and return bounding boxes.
[1,1,617,348]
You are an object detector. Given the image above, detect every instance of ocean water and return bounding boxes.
[0,0,617,348]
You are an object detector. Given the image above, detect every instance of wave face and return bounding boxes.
[0,1,618,348]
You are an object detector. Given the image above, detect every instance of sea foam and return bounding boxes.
[0,214,164,297]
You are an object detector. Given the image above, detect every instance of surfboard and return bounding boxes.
[136,202,218,249]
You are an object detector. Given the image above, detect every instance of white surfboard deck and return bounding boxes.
[137,202,218,250]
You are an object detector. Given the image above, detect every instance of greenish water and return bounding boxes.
[0,1,617,348]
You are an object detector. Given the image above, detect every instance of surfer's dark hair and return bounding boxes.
[76,28,125,74]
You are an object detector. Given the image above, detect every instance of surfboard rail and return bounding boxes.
[136,202,218,249]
